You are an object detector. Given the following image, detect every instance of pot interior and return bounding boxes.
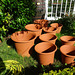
[35,42,56,54]
[39,33,57,41]
[11,31,36,42]
[60,36,75,42]
[60,45,75,56]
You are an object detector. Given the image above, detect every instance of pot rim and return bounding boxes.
[35,42,57,55]
[25,24,42,32]
[11,31,37,43]
[60,45,75,57]
[60,36,75,42]
[39,33,57,41]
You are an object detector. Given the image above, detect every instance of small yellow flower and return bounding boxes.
[8,46,11,48]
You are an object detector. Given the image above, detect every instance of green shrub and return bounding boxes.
[39,67,75,75]
[50,15,75,36]
[0,60,24,75]
[0,0,36,31]
[0,25,8,41]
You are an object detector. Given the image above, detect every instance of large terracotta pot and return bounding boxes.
[50,23,63,33]
[42,27,57,35]
[60,36,75,45]
[25,24,42,36]
[60,45,75,66]
[11,31,36,57]
[34,19,49,27]
[39,33,57,44]
[35,42,57,65]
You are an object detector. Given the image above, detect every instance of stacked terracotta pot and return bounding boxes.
[60,36,75,66]
[11,19,64,66]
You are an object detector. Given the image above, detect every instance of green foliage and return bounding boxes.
[0,60,24,75]
[39,67,75,75]
[0,0,36,31]
[0,25,8,41]
[50,15,75,36]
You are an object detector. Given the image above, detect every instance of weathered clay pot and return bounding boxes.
[42,27,57,35]
[60,45,75,66]
[60,36,75,45]
[39,33,57,44]
[34,19,49,27]
[50,23,63,33]
[25,24,42,36]
[11,31,36,57]
[35,42,57,65]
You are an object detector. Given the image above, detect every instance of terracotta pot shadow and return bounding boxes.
[11,31,36,57]
[60,45,75,66]
[39,33,57,44]
[42,27,57,35]
[35,42,57,65]
[50,23,63,33]
[34,19,49,27]
[25,24,42,36]
[60,36,75,45]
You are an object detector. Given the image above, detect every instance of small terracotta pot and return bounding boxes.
[34,19,49,27]
[25,24,42,36]
[60,36,75,45]
[35,42,57,65]
[42,27,57,35]
[11,31,36,57]
[50,23,63,33]
[60,45,75,66]
[39,33,57,44]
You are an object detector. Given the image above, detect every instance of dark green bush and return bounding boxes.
[0,0,36,31]
[50,15,75,36]
[39,67,75,75]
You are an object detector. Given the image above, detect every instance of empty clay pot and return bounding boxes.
[25,24,42,36]
[42,27,57,35]
[11,31,36,57]
[60,36,75,45]
[35,42,57,65]
[39,33,57,44]
[34,19,49,27]
[50,23,63,33]
[60,45,75,66]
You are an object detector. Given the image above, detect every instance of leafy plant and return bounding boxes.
[50,15,75,36]
[39,67,75,75]
[0,0,36,31]
[0,25,8,41]
[0,60,24,75]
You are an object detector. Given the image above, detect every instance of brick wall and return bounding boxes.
[33,0,46,20]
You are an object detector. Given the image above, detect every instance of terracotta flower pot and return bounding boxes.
[11,31,36,57]
[42,27,57,35]
[39,33,57,44]
[35,42,57,65]
[25,24,42,36]
[50,23,63,33]
[60,36,75,45]
[60,45,75,66]
[34,19,49,27]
